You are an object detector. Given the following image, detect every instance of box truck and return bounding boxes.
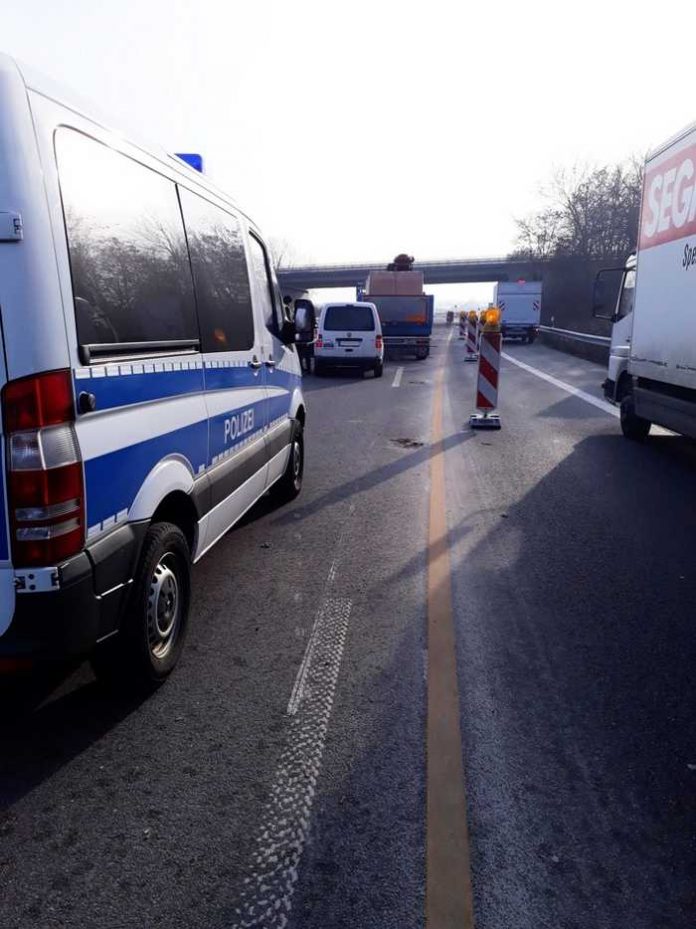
[594,120,696,440]
[494,281,542,343]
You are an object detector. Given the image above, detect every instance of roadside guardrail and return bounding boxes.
[539,326,610,346]
[537,325,610,365]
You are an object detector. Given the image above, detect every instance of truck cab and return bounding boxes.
[593,253,636,403]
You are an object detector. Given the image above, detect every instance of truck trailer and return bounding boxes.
[594,120,696,439]
[360,258,434,359]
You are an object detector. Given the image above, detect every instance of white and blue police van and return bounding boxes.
[0,54,305,685]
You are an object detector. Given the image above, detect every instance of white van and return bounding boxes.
[0,54,305,684]
[314,302,384,377]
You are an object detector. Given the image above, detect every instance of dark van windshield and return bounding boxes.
[323,305,375,331]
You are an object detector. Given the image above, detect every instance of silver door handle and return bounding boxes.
[249,358,262,370]
[265,358,276,368]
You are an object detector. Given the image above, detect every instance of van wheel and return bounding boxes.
[374,360,384,378]
[91,522,191,689]
[272,422,304,503]
[620,394,651,441]
[314,361,325,377]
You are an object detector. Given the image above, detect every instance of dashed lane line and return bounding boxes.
[392,365,404,388]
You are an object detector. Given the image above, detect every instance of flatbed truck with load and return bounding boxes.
[360,254,434,359]
[594,119,696,439]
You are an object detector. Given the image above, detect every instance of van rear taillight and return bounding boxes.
[375,334,383,350]
[315,334,324,349]
[2,371,85,567]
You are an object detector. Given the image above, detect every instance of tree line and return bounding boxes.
[511,159,642,262]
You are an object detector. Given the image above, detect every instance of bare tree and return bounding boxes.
[512,159,642,261]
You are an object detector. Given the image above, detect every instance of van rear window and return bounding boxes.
[56,129,198,355]
[323,305,375,331]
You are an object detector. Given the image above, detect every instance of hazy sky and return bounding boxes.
[2,0,694,304]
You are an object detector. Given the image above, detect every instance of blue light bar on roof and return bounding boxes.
[176,153,203,173]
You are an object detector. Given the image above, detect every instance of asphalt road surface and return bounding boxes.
[1,325,694,928]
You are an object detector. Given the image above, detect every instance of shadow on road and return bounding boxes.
[272,429,476,526]
[0,671,146,809]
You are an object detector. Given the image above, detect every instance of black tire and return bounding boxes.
[416,349,429,360]
[91,522,191,689]
[314,361,326,377]
[271,421,304,503]
[528,331,537,344]
[620,393,651,441]
[374,360,384,378]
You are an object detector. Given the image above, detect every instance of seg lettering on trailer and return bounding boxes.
[640,140,696,250]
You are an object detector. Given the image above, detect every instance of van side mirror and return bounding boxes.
[280,318,296,346]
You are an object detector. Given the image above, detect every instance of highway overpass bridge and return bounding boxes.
[277,256,544,292]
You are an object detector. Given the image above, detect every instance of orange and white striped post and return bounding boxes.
[464,310,478,362]
[469,307,502,429]
[475,311,484,352]
[458,310,466,339]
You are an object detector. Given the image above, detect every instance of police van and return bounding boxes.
[0,54,305,684]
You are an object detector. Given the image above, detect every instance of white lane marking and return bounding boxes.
[502,352,673,435]
[232,597,353,929]
[502,352,620,417]
[392,366,404,388]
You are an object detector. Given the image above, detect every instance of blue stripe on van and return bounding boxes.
[204,365,260,392]
[75,367,205,412]
[208,398,266,463]
[83,395,271,528]
[84,420,208,528]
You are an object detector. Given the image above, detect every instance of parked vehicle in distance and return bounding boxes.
[0,53,305,685]
[494,281,542,343]
[360,257,434,359]
[314,302,384,377]
[446,310,454,325]
[594,118,696,441]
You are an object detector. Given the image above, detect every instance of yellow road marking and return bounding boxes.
[426,342,475,928]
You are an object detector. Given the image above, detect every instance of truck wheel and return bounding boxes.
[374,360,384,378]
[271,421,304,503]
[91,522,191,689]
[527,331,537,344]
[620,394,651,441]
[416,348,429,360]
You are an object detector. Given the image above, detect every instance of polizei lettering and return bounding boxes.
[224,408,255,443]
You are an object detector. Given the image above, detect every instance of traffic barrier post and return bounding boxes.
[465,311,478,362]
[458,311,466,339]
[470,307,502,430]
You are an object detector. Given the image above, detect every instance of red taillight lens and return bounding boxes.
[3,370,75,432]
[375,334,383,350]
[315,334,324,349]
[3,371,85,567]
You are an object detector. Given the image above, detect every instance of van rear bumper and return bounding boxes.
[0,522,146,660]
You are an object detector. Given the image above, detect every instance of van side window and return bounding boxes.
[179,189,254,352]
[55,128,198,352]
[248,234,283,334]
